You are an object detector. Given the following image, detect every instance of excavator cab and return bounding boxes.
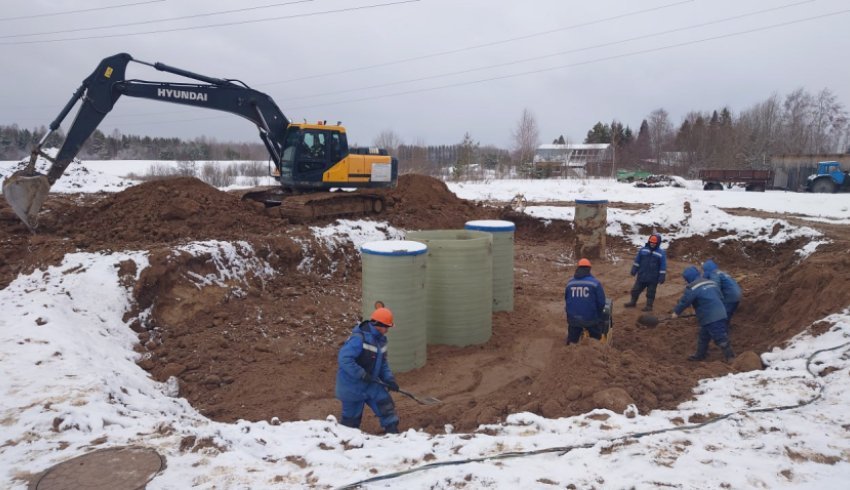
[278,125,350,186]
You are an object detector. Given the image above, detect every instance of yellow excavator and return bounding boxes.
[2,53,397,229]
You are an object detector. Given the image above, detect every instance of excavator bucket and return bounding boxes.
[2,170,51,230]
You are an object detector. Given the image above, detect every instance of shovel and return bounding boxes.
[374,379,441,406]
[636,312,694,328]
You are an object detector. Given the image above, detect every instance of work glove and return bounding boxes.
[385,379,400,392]
[670,312,678,319]
[361,372,375,383]
[630,266,637,277]
[658,275,666,284]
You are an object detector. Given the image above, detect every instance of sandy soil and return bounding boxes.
[2,174,848,435]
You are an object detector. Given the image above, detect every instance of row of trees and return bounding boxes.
[380,87,849,182]
[581,88,850,173]
[0,126,270,161]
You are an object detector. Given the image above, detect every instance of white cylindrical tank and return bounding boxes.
[464,220,515,312]
[360,240,428,372]
[406,229,493,346]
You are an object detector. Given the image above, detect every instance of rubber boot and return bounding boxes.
[340,416,362,429]
[688,338,709,361]
[624,294,638,308]
[642,299,654,312]
[383,423,399,434]
[720,342,736,362]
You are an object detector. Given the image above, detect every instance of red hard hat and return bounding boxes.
[370,307,394,328]
[578,258,592,267]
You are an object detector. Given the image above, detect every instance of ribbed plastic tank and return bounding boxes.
[406,230,493,346]
[574,199,608,259]
[464,220,515,312]
[360,240,428,373]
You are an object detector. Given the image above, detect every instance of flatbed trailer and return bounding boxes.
[698,169,773,192]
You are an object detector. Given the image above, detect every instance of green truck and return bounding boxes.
[616,169,652,183]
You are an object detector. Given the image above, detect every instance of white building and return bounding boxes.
[532,143,612,178]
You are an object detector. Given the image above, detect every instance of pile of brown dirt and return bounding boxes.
[3,173,849,436]
[41,177,283,246]
[381,174,495,229]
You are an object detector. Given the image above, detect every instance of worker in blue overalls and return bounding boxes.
[335,307,400,434]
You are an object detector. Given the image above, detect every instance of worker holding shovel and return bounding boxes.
[335,307,400,434]
[672,266,735,362]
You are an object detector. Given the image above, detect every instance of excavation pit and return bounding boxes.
[1,174,845,435]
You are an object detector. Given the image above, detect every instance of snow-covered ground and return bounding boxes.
[2,160,850,488]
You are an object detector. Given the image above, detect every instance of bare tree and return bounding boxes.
[780,88,814,154]
[511,108,540,170]
[373,129,403,156]
[647,108,673,164]
[811,88,848,153]
[737,94,783,163]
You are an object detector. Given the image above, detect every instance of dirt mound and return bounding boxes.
[41,177,282,246]
[745,249,850,349]
[665,233,809,272]
[382,174,494,229]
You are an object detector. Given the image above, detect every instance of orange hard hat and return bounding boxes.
[578,258,592,267]
[371,307,394,328]
[649,234,660,244]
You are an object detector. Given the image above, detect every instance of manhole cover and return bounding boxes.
[32,446,165,490]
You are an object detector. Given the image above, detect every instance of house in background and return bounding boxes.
[532,143,612,178]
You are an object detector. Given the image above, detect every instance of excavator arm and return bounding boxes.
[3,53,291,229]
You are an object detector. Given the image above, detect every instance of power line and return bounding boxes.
[86,6,850,130]
[0,0,165,22]
[259,0,697,86]
[0,0,314,39]
[8,4,847,130]
[0,0,421,45]
[279,0,816,102]
[285,8,850,111]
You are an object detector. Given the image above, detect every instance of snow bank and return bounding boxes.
[2,247,850,489]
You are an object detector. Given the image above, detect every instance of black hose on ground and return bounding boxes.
[337,341,850,489]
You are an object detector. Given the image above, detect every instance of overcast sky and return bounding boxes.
[1,0,849,150]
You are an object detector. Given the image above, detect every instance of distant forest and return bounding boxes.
[0,125,474,176]
[576,88,850,171]
[0,126,270,162]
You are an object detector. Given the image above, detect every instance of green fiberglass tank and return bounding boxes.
[464,220,515,312]
[360,240,428,372]
[406,229,493,346]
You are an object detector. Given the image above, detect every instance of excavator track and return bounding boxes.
[278,191,385,223]
[237,187,386,223]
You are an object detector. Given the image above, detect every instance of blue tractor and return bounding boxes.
[806,161,850,193]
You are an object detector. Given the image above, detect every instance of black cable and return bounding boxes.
[286,7,850,111]
[337,340,850,489]
[0,0,165,22]
[259,0,697,85]
[23,5,846,129]
[0,0,420,45]
[280,0,816,101]
[0,0,313,39]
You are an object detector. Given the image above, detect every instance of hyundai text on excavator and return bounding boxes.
[2,53,398,229]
